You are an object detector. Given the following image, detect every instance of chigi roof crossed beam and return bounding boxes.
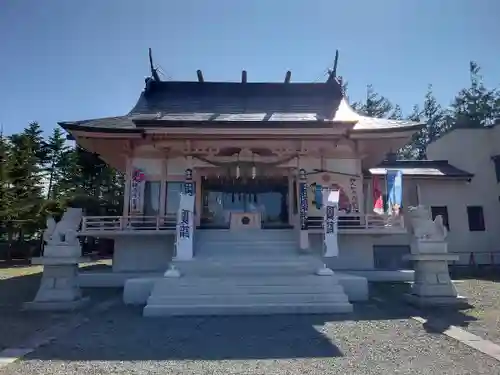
[59,49,423,133]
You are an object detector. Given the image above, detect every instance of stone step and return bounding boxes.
[143,302,353,316]
[148,275,343,294]
[195,230,295,241]
[144,273,352,317]
[197,241,296,247]
[151,284,346,295]
[197,248,299,256]
[148,292,349,305]
[173,258,322,276]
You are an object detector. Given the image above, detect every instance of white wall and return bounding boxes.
[421,128,500,264]
[132,158,162,176]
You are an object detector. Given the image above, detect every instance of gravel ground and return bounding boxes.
[1,302,499,375]
[0,267,62,351]
[0,261,119,351]
[372,275,500,346]
[451,278,500,345]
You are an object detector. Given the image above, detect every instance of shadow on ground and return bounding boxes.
[0,262,118,351]
[17,294,478,362]
[0,264,483,362]
[370,283,479,333]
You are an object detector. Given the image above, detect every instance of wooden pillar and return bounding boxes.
[159,158,168,216]
[122,157,132,216]
[194,169,202,227]
[288,169,294,226]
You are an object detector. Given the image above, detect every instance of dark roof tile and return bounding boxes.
[367,160,473,178]
[59,80,422,132]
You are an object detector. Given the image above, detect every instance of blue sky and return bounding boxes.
[1,0,499,135]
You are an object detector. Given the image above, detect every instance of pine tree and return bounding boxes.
[451,61,500,128]
[389,104,403,120]
[22,122,48,163]
[0,128,12,241]
[45,128,70,200]
[397,86,448,159]
[7,130,45,239]
[398,105,423,159]
[357,85,394,118]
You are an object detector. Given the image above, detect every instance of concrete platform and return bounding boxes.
[23,297,90,311]
[79,271,159,288]
[122,273,368,306]
[345,270,414,282]
[403,293,471,309]
[79,269,404,288]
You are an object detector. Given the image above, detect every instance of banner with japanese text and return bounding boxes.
[323,189,340,257]
[175,192,195,260]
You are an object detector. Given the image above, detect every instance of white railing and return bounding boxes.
[81,215,177,232]
[307,213,405,231]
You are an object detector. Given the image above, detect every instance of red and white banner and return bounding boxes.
[372,176,384,215]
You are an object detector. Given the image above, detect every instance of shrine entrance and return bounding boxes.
[200,176,290,229]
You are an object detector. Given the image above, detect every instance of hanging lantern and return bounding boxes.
[251,153,256,179]
[235,152,241,179]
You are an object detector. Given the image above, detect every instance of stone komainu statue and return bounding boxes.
[43,208,83,246]
[407,205,448,241]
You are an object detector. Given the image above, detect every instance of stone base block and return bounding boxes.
[28,263,89,311]
[411,282,458,297]
[404,293,470,309]
[43,244,81,258]
[24,296,90,311]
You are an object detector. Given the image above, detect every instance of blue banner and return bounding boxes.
[315,184,323,209]
[299,182,308,230]
[386,170,403,214]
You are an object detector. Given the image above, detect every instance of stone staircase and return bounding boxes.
[143,229,353,316]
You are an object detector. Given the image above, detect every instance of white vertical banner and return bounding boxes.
[323,189,340,257]
[175,192,195,260]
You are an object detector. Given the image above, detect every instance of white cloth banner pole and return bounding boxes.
[175,192,195,260]
[323,189,340,258]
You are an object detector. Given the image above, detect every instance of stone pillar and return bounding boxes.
[403,206,469,308]
[24,244,89,311]
[298,168,309,251]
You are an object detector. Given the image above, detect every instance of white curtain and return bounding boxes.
[144,181,161,216]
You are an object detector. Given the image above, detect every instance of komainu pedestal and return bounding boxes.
[403,206,469,308]
[24,208,90,311]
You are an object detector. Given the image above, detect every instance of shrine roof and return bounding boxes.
[59,80,422,133]
[367,160,473,179]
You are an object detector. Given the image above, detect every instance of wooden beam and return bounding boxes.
[284,71,291,83]
[197,70,204,83]
[241,70,247,83]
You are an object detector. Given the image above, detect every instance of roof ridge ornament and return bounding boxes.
[148,48,161,82]
[326,50,339,84]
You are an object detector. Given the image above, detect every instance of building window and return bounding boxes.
[143,181,161,216]
[165,182,184,215]
[494,157,500,183]
[165,182,197,214]
[430,206,450,230]
[467,206,485,231]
